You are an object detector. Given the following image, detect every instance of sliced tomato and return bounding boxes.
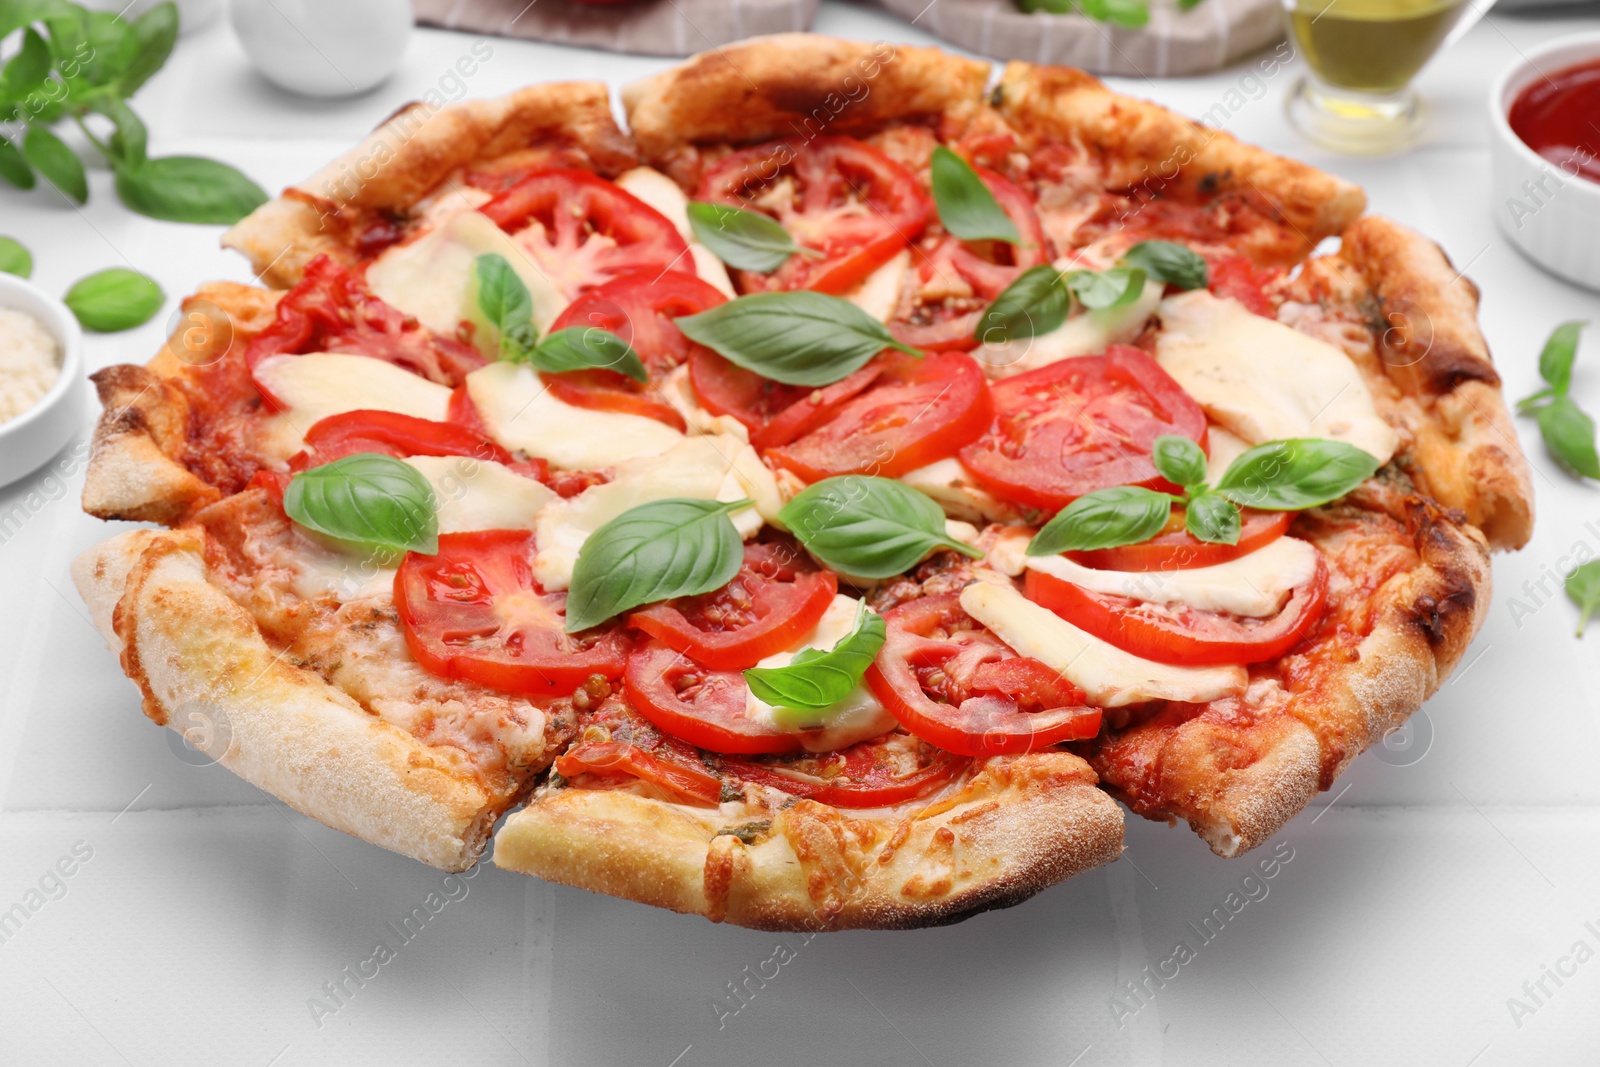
[890,166,1047,351]
[623,641,801,755]
[957,344,1207,513]
[1068,508,1290,572]
[629,543,838,671]
[1207,254,1279,318]
[394,530,629,697]
[297,409,512,466]
[556,742,723,805]
[764,352,994,482]
[479,169,690,300]
[863,594,1103,757]
[1024,556,1329,666]
[697,136,932,294]
[688,349,886,447]
[721,739,967,808]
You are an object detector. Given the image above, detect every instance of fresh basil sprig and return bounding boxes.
[473,254,645,380]
[744,602,887,721]
[0,236,30,277]
[1214,440,1382,511]
[565,497,751,633]
[284,453,438,559]
[63,267,163,331]
[930,146,1020,245]
[677,291,920,388]
[976,264,1146,343]
[1517,322,1598,479]
[1121,240,1208,291]
[779,475,982,579]
[686,202,814,273]
[1567,560,1600,637]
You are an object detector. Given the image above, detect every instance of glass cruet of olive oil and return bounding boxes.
[1283,0,1488,153]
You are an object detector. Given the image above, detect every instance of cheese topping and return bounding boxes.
[973,276,1162,378]
[254,353,452,459]
[842,250,910,322]
[1204,425,1252,486]
[403,456,556,534]
[1156,290,1398,464]
[900,457,1020,525]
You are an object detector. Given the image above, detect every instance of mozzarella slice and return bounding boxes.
[254,353,452,459]
[745,594,897,752]
[466,361,684,470]
[842,250,910,322]
[973,276,1162,378]
[900,457,1019,525]
[1026,537,1318,618]
[1156,290,1398,464]
[1204,426,1251,487]
[959,579,1247,707]
[403,456,556,534]
[289,540,396,602]
[614,166,736,297]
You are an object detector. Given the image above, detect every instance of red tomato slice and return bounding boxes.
[863,594,1103,757]
[957,344,1207,513]
[556,742,723,805]
[296,409,513,466]
[1207,254,1280,318]
[1068,509,1290,571]
[479,169,690,300]
[623,641,801,755]
[1023,556,1329,666]
[764,352,994,482]
[721,739,967,808]
[395,530,629,697]
[688,349,886,447]
[890,167,1048,352]
[629,543,839,671]
[697,136,932,294]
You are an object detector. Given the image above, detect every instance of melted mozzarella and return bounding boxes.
[900,457,1020,525]
[403,456,556,534]
[1026,537,1318,618]
[1156,290,1398,464]
[959,579,1247,707]
[1204,426,1251,486]
[614,166,736,297]
[254,353,452,459]
[972,276,1162,378]
[842,250,909,322]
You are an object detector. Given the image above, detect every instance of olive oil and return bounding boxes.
[1288,0,1470,94]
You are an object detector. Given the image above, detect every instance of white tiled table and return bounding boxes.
[3,6,1599,1064]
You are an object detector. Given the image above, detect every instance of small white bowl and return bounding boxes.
[0,272,87,490]
[1488,32,1600,292]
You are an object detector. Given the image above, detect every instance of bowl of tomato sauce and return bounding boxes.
[1489,32,1600,291]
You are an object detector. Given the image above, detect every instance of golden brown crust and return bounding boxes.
[493,751,1123,930]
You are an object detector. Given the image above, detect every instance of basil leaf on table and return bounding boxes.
[0,134,34,189]
[676,291,919,388]
[1121,240,1208,290]
[1214,439,1380,511]
[565,497,751,633]
[3,27,51,95]
[1537,321,1586,396]
[117,2,179,97]
[1080,0,1151,27]
[1064,266,1146,310]
[1185,492,1241,545]
[779,475,982,580]
[745,602,888,721]
[0,236,31,278]
[1026,485,1175,556]
[114,156,268,224]
[1536,395,1600,479]
[96,96,148,167]
[63,267,163,332]
[1566,561,1600,637]
[686,202,809,273]
[23,124,86,203]
[930,146,1020,245]
[523,327,647,383]
[975,264,1072,344]
[1151,433,1207,491]
[284,453,438,559]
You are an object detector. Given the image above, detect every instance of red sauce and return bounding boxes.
[1508,58,1600,184]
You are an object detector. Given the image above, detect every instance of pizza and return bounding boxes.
[71,35,1534,930]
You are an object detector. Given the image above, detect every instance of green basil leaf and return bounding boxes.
[1,0,73,40]
[676,291,918,388]
[1151,433,1207,490]
[96,97,147,167]
[975,264,1071,344]
[117,2,179,96]
[113,155,268,224]
[1516,387,1554,416]
[1014,0,1073,11]
[1215,438,1381,510]
[0,133,34,189]
[1065,266,1146,310]
[565,497,750,633]
[930,145,1020,245]
[82,10,136,85]
[779,475,982,580]
[686,201,806,273]
[1538,320,1586,396]
[1185,493,1240,545]
[0,236,31,278]
[284,453,438,559]
[745,602,888,720]
[1121,240,1207,290]
[1027,485,1174,556]
[1081,0,1151,26]
[1537,394,1600,479]
[1566,560,1600,636]
[2,28,51,96]
[22,123,85,203]
[63,267,163,332]
[522,326,647,383]
[473,252,535,356]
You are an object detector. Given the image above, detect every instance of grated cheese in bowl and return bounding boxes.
[0,306,62,425]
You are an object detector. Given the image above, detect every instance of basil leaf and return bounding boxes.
[1215,438,1381,510]
[930,146,1020,245]
[2,28,51,96]
[114,156,268,224]
[0,134,34,189]
[1538,320,1585,396]
[474,252,534,353]
[1185,493,1240,545]
[522,327,647,383]
[676,291,918,388]
[0,236,31,278]
[1081,0,1150,27]
[83,10,136,85]
[1121,240,1207,290]
[1065,266,1146,310]
[745,602,887,719]
[686,201,806,273]
[1151,434,1207,490]
[284,453,438,559]
[63,268,163,332]
[22,123,85,203]
[565,498,750,633]
[96,97,147,167]
[1536,394,1600,479]
[117,2,179,96]
[779,475,982,580]
[1026,485,1174,556]
[1566,560,1600,636]
[976,264,1071,345]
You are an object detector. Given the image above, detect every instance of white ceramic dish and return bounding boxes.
[1487,31,1600,292]
[0,272,87,490]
